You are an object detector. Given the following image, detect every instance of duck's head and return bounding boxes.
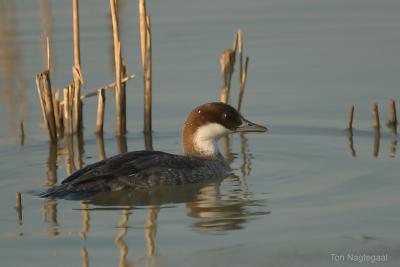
[182,102,267,158]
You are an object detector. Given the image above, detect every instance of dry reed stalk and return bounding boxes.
[46,36,51,71]
[41,71,57,140]
[139,0,152,133]
[72,0,81,68]
[72,0,83,132]
[16,192,22,221]
[236,30,250,112]
[237,56,249,112]
[219,49,236,103]
[81,73,135,99]
[347,104,355,129]
[372,102,380,129]
[237,30,245,111]
[143,15,152,133]
[115,41,125,135]
[237,30,243,84]
[35,74,47,125]
[232,30,239,52]
[96,88,106,134]
[388,98,398,127]
[53,89,64,136]
[73,66,83,132]
[139,0,147,69]
[121,61,127,133]
[64,87,73,134]
[109,0,126,135]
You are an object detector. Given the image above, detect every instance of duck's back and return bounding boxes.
[39,150,230,198]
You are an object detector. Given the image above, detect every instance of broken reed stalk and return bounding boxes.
[237,57,249,112]
[237,30,249,111]
[37,71,57,141]
[16,192,22,221]
[81,73,135,99]
[139,0,152,133]
[64,86,73,134]
[109,0,126,135]
[96,88,106,134]
[387,98,398,127]
[35,75,47,125]
[73,0,83,132]
[372,102,380,129]
[237,29,243,86]
[53,89,64,137]
[219,48,236,104]
[347,104,355,129]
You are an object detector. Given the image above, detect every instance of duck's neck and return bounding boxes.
[182,123,225,159]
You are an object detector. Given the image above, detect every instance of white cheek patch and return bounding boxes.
[193,123,231,156]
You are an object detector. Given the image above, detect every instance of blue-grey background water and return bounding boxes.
[1,0,399,266]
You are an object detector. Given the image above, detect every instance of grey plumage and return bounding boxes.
[39,150,230,198]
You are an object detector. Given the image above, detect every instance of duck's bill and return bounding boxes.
[235,117,268,133]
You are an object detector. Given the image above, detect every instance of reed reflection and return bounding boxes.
[42,140,60,236]
[144,130,154,151]
[145,206,159,257]
[222,136,234,164]
[96,133,107,160]
[80,201,90,239]
[65,134,76,175]
[42,198,59,236]
[389,133,397,158]
[76,131,85,169]
[116,134,128,154]
[46,141,58,186]
[373,128,380,158]
[80,247,89,267]
[388,125,397,158]
[115,209,133,267]
[347,129,356,157]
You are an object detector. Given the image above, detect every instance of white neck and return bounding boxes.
[192,123,231,158]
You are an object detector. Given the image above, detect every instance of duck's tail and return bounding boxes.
[34,185,96,200]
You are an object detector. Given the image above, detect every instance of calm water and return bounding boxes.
[1,0,400,266]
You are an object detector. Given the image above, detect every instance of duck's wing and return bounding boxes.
[61,150,204,186]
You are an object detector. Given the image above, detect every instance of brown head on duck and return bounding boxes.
[182,102,267,158]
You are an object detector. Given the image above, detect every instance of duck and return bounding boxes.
[39,102,267,198]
